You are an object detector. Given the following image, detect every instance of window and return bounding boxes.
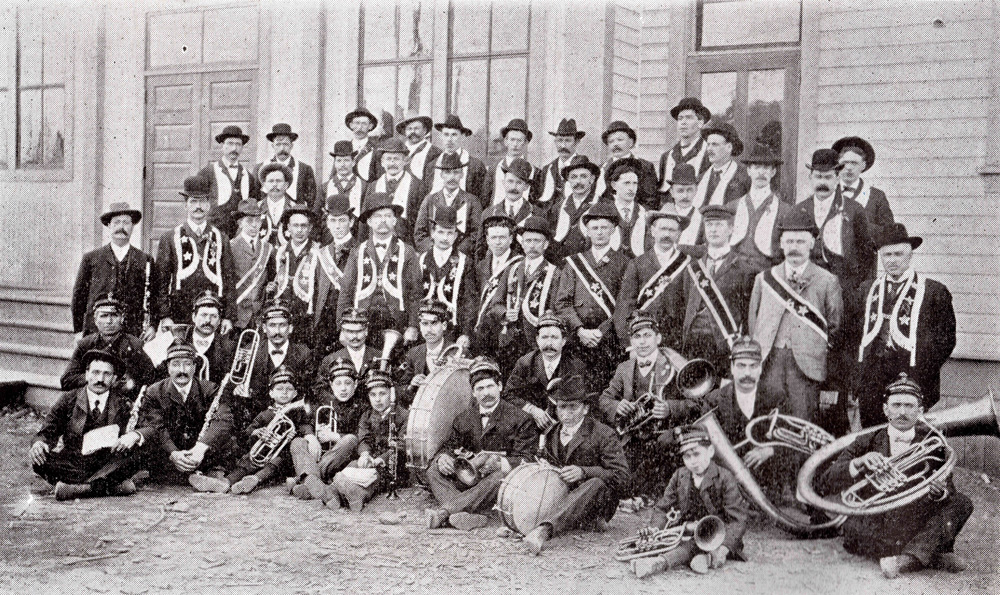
[697,0,801,50]
[0,6,70,170]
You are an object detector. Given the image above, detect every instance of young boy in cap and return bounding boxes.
[413,152,483,255]
[328,368,408,510]
[416,206,477,343]
[399,299,458,406]
[631,425,749,578]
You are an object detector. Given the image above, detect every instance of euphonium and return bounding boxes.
[797,390,1000,517]
[230,329,260,398]
[616,509,726,561]
[616,348,717,438]
[694,410,846,535]
[248,399,309,467]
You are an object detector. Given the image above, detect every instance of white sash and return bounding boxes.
[859,271,925,367]
[538,155,575,205]
[375,173,415,219]
[492,158,531,205]
[407,140,431,180]
[610,205,647,256]
[677,206,702,246]
[731,193,779,257]
[429,149,470,195]
[695,161,737,207]
[660,142,708,192]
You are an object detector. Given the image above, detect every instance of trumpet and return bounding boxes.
[451,448,507,488]
[616,349,717,439]
[797,390,1000,517]
[248,399,309,467]
[230,329,260,398]
[616,509,726,561]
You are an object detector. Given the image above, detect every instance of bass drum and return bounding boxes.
[405,361,474,479]
[496,462,569,535]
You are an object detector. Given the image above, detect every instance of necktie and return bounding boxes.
[481,414,490,428]
[386,177,399,194]
[705,169,722,201]
[622,207,631,222]
[91,402,103,424]
[507,205,515,218]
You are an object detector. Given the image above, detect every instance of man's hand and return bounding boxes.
[220,320,234,336]
[525,404,554,430]
[437,454,456,476]
[316,427,338,444]
[709,546,729,569]
[410,374,427,388]
[928,478,949,501]
[404,326,419,343]
[559,465,584,484]
[29,441,49,467]
[499,456,512,476]
[251,427,267,440]
[74,332,84,344]
[187,442,208,467]
[616,399,638,418]
[578,328,600,348]
[474,452,502,476]
[651,400,669,419]
[743,446,774,470]
[304,434,322,459]
[113,432,141,452]
[170,450,198,473]
[358,451,374,469]
[854,451,891,475]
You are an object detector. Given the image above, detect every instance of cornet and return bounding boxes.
[248,399,309,467]
[451,448,507,488]
[616,349,717,439]
[616,509,726,561]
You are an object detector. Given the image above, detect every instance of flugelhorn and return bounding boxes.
[616,348,717,438]
[616,509,726,561]
[797,390,1000,517]
[248,399,309,467]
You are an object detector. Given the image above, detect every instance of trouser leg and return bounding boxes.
[318,435,359,481]
[289,438,321,479]
[425,461,463,506]
[902,494,975,566]
[86,449,146,493]
[441,470,503,515]
[33,450,92,485]
[542,478,611,537]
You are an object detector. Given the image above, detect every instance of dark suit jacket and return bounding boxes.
[199,334,235,385]
[335,238,424,332]
[418,249,478,336]
[364,170,426,244]
[503,350,585,412]
[313,238,355,352]
[478,200,537,260]
[794,191,875,293]
[600,156,660,210]
[699,383,781,447]
[156,223,237,323]
[545,192,600,262]
[423,151,490,210]
[651,462,749,558]
[440,399,539,467]
[61,332,158,394]
[196,162,261,238]
[34,387,131,455]
[614,249,690,345]
[543,415,631,497]
[72,244,160,337]
[229,234,274,329]
[681,250,755,354]
[255,157,318,215]
[397,342,452,406]
[842,179,894,248]
[357,405,409,469]
[243,341,314,429]
[556,248,630,337]
[598,349,692,428]
[135,377,230,454]
[412,189,484,255]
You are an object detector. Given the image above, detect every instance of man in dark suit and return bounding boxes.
[833,136,895,247]
[424,115,490,208]
[546,156,601,262]
[415,207,477,343]
[197,125,261,238]
[413,152,483,255]
[256,123,318,215]
[425,356,539,530]
[855,224,956,427]
[62,296,157,401]
[556,202,629,391]
[397,115,441,185]
[486,118,540,206]
[313,194,356,357]
[523,375,631,554]
[229,200,272,330]
[187,291,235,385]
[31,350,145,500]
[315,307,376,394]
[258,162,310,246]
[820,375,972,579]
[72,202,159,341]
[595,121,659,210]
[730,144,791,275]
[266,206,322,346]
[694,121,751,208]
[472,214,522,370]
[134,343,233,483]
[398,299,457,407]
[346,108,382,183]
[657,98,712,203]
[157,175,237,334]
[366,138,425,244]
[478,159,538,259]
[535,118,586,212]
[321,140,366,221]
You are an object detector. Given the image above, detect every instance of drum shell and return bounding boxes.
[405,363,474,479]
[496,462,569,534]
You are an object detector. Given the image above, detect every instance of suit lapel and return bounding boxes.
[563,416,592,462]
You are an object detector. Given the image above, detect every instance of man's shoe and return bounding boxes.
[54,482,92,501]
[111,479,137,496]
[189,474,231,493]
[524,524,551,555]
[689,553,710,574]
[426,508,450,529]
[291,484,313,500]
[320,484,341,507]
[450,512,487,531]
[333,476,365,511]
[930,553,967,573]
[130,470,150,488]
[303,475,328,500]
[230,475,260,495]
[880,554,921,579]
[285,477,299,494]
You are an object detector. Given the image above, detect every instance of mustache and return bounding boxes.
[736,375,756,384]
[815,184,831,192]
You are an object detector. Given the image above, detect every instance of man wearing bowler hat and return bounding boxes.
[833,135,895,246]
[313,194,356,355]
[345,107,382,183]
[536,118,587,209]
[396,115,441,181]
[366,137,425,244]
[547,155,602,262]
[479,157,539,258]
[413,151,483,255]
[658,98,712,201]
[488,118,540,206]
[266,206,322,346]
[425,114,490,208]
[197,125,261,238]
[665,163,707,247]
[256,123,318,214]
[595,120,659,210]
[417,205,477,342]
[72,202,160,341]
[230,200,272,330]
[323,140,366,220]
[694,120,751,208]
[156,174,237,336]
[730,143,791,275]
[854,224,955,428]
[259,161,309,246]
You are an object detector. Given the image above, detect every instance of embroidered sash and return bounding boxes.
[406,140,431,180]
[538,156,573,205]
[519,262,557,327]
[686,258,739,346]
[274,243,318,314]
[553,196,592,242]
[421,251,467,325]
[375,172,415,218]
[610,205,648,256]
[859,271,925,366]
[316,244,345,292]
[353,239,406,309]
[565,253,616,319]
[762,268,828,342]
[173,226,224,295]
[476,254,523,326]
[636,251,691,311]
[236,240,273,306]
[731,193,779,257]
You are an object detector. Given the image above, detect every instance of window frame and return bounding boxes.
[695,0,803,52]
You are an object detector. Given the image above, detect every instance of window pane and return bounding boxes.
[363,3,397,62]
[18,88,41,167]
[18,8,44,87]
[148,11,202,68]
[42,86,65,168]
[399,0,433,60]
[700,71,737,125]
[0,90,10,168]
[398,62,432,123]
[204,6,258,63]
[747,69,784,153]
[487,56,526,158]
[451,2,489,55]
[361,64,397,137]
[491,1,530,53]
[0,7,14,89]
[42,10,70,84]
[701,0,800,48]
[449,59,488,157]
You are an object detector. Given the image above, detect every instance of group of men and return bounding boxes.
[43,97,970,577]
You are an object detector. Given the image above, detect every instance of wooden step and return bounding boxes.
[0,342,72,378]
[0,319,75,350]
[0,288,72,324]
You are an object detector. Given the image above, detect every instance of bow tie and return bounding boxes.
[375,243,388,250]
[637,360,654,370]
[271,348,284,356]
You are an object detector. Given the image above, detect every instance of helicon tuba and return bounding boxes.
[796,390,1000,517]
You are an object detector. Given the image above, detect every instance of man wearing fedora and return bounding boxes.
[345,107,382,183]
[367,137,428,245]
[72,202,160,341]
[833,136,895,246]
[266,206,323,346]
[730,144,791,275]
[230,200,272,331]
[256,123,318,215]
[748,209,842,430]
[156,175,237,335]
[479,158,538,259]
[855,224,955,428]
[664,163,706,247]
[336,192,423,345]
[535,118,586,210]
[396,115,441,182]
[694,120,751,208]
[413,152,483,255]
[259,161,309,246]
[658,98,712,201]
[488,118,540,206]
[197,125,260,238]
[546,155,601,262]
[424,114,490,208]
[595,120,659,210]
[556,201,629,391]
[322,140,366,220]
[313,194,357,356]
[416,205,477,343]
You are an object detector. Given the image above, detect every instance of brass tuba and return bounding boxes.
[616,348,717,438]
[616,509,726,561]
[248,400,309,467]
[797,391,1000,517]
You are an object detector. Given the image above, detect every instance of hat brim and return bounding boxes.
[360,203,405,223]
[500,127,533,142]
[581,210,620,226]
[741,157,783,166]
[279,208,317,227]
[179,190,212,200]
[805,163,845,173]
[780,225,819,238]
[81,350,123,373]
[701,127,744,156]
[329,150,356,158]
[562,162,601,181]
[832,136,875,172]
[482,214,516,229]
[435,123,473,136]
[647,211,686,225]
[100,209,142,226]
[266,132,299,142]
[396,116,434,135]
[670,104,712,122]
[548,130,586,140]
[665,176,699,186]
[215,133,250,144]
[878,237,923,250]
[517,226,552,240]
[601,128,637,145]
[233,208,264,220]
[345,110,378,129]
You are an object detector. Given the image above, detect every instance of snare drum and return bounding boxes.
[405,362,474,478]
[496,461,569,535]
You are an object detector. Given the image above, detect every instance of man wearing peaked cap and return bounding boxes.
[399,297,460,407]
[324,140,366,220]
[596,120,659,210]
[536,118,586,208]
[345,107,382,183]
[522,374,631,555]
[196,125,261,238]
[425,114,490,207]
[72,201,160,340]
[415,204,477,346]
[365,136,424,244]
[256,123,318,215]
[413,151,483,255]
[695,120,751,208]
[185,289,236,385]
[397,115,441,182]
[833,135,895,247]
[546,155,602,260]
[658,97,712,202]
[488,118,540,206]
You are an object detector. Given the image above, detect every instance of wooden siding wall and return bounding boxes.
[610,2,641,125]
[811,0,999,361]
[635,6,672,160]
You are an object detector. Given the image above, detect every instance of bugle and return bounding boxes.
[797,390,1000,517]
[248,399,309,467]
[616,509,726,561]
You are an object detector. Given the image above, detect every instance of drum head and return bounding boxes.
[498,463,569,534]
[405,363,473,473]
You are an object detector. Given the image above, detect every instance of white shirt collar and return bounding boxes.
[887,425,915,443]
[269,341,289,355]
[591,244,612,263]
[560,417,585,444]
[442,187,460,204]
[785,260,809,279]
[749,185,772,205]
[87,388,108,412]
[492,249,511,270]
[542,354,561,378]
[842,179,860,191]
[171,381,192,401]
[734,387,756,419]
[557,153,577,169]
[353,137,368,151]
[524,255,544,274]
[290,240,308,257]
[706,245,730,261]
[241,231,258,245]
[504,197,525,213]
[109,242,131,262]
[480,402,500,417]
[187,219,207,236]
[653,245,677,262]
[712,159,734,175]
[432,246,452,267]
[347,346,366,370]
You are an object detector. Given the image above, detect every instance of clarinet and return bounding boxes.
[125,386,148,434]
[197,373,232,443]
[385,387,400,499]
[142,261,152,336]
